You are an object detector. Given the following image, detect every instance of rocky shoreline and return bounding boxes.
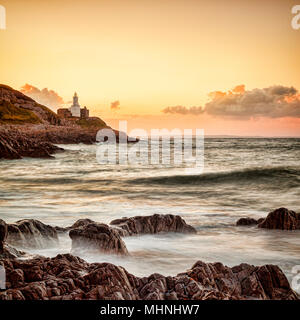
[0,84,137,160]
[0,210,299,300]
[0,125,138,160]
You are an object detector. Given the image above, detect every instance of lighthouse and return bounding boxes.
[69,92,81,117]
[57,92,90,119]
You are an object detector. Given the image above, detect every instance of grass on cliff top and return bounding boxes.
[0,100,41,124]
[76,117,107,128]
[36,103,59,117]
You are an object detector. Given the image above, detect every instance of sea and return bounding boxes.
[0,137,299,292]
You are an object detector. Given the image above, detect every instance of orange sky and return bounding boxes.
[1,0,300,136]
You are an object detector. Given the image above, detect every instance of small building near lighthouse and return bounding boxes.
[57,92,90,119]
[80,106,89,119]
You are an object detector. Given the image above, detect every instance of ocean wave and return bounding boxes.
[128,167,300,186]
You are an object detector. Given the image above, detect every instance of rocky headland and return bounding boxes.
[0,84,136,160]
[0,212,299,300]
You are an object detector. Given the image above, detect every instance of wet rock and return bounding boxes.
[0,243,25,259]
[110,214,197,236]
[258,208,300,230]
[0,220,28,259]
[54,218,96,233]
[21,282,48,300]
[70,219,95,230]
[8,269,25,287]
[84,263,138,300]
[0,128,63,160]
[0,289,25,300]
[236,217,259,226]
[69,223,129,255]
[0,254,298,300]
[0,219,8,253]
[255,265,294,299]
[6,219,59,249]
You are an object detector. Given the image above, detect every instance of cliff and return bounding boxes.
[0,84,131,159]
[0,84,61,125]
[0,84,107,128]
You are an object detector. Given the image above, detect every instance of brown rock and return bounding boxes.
[110,214,197,236]
[0,219,8,252]
[8,269,25,287]
[258,208,300,230]
[6,219,59,249]
[236,217,259,226]
[0,254,298,300]
[70,219,95,230]
[54,218,96,233]
[69,223,129,255]
[21,282,48,300]
[0,127,63,160]
[257,218,265,224]
[0,289,25,300]
[0,243,25,259]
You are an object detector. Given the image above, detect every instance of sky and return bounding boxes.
[0,0,300,136]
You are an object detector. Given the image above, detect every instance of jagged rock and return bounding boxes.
[69,223,129,255]
[258,208,300,230]
[70,219,95,230]
[0,254,298,300]
[0,219,8,253]
[6,219,59,249]
[0,128,63,159]
[0,220,26,259]
[0,243,25,259]
[54,218,95,233]
[110,214,197,236]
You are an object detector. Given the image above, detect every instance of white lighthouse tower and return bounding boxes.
[69,92,81,117]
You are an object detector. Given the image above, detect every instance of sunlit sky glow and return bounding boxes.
[1,0,300,136]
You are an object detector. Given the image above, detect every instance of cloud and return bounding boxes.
[20,84,64,109]
[110,100,120,110]
[162,85,300,119]
[162,105,204,115]
[232,84,245,94]
[205,85,300,119]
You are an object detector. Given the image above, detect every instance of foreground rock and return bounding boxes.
[258,208,300,230]
[0,219,25,259]
[0,254,298,300]
[69,223,129,255]
[110,214,197,236]
[0,219,8,253]
[0,243,25,259]
[7,219,59,249]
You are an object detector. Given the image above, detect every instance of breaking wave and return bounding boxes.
[128,167,300,186]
